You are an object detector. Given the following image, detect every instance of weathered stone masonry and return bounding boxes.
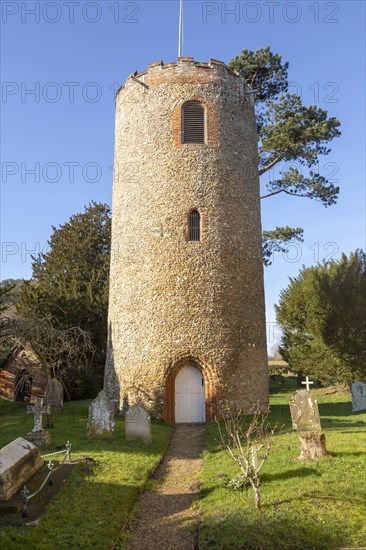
[104,57,268,422]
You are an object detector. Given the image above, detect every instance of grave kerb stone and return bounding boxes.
[0,437,44,501]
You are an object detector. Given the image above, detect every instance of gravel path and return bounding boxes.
[124,424,205,550]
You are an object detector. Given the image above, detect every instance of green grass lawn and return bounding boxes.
[0,399,172,550]
[199,380,366,550]
[1,384,365,550]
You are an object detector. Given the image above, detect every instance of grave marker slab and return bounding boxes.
[87,390,115,438]
[27,399,46,432]
[289,390,322,432]
[0,437,44,501]
[125,404,152,444]
[351,381,366,412]
[289,390,327,460]
[26,398,51,448]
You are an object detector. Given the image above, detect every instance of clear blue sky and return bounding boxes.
[1,0,365,350]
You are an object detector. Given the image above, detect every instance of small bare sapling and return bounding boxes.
[216,403,278,510]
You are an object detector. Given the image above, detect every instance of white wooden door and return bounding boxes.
[175,365,206,423]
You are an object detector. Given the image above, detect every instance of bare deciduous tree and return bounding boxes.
[1,316,94,426]
[216,403,278,510]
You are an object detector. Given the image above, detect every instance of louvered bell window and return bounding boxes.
[189,210,201,241]
[182,101,205,144]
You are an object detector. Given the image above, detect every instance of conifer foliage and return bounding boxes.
[275,250,366,384]
[18,202,111,386]
[229,47,341,264]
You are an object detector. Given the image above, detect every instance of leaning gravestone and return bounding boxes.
[0,437,44,501]
[125,404,152,445]
[26,399,52,449]
[290,390,322,432]
[289,389,327,460]
[351,381,366,412]
[87,390,115,438]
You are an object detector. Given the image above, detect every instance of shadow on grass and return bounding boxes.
[319,401,366,428]
[0,401,173,459]
[0,478,145,550]
[198,505,349,550]
[319,401,354,417]
[267,400,365,430]
[330,450,366,457]
[261,466,321,483]
[269,384,298,395]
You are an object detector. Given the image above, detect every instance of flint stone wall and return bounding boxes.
[104,58,268,421]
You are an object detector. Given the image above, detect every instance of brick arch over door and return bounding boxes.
[163,355,219,424]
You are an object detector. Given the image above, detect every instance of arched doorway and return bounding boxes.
[15,370,32,402]
[175,364,206,423]
[164,356,218,424]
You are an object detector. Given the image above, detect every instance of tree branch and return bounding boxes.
[259,154,285,176]
[260,189,284,199]
[260,189,310,200]
[283,190,309,198]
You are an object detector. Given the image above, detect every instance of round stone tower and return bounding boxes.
[104,57,268,423]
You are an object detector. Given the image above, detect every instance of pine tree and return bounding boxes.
[229,47,341,264]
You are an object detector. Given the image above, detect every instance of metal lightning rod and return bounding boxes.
[178,0,183,58]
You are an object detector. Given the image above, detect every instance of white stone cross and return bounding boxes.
[302,376,314,392]
[27,398,47,432]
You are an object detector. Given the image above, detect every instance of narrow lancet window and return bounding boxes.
[182,101,205,144]
[189,210,201,241]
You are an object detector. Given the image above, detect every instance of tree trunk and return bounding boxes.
[45,409,54,429]
[250,479,261,510]
[298,432,327,461]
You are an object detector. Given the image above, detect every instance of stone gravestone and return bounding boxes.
[44,379,64,412]
[0,437,44,501]
[290,390,322,432]
[125,404,152,445]
[351,381,366,412]
[289,389,327,460]
[87,390,115,438]
[26,399,52,449]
